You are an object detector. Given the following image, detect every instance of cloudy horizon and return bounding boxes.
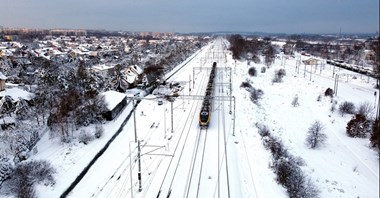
[0,0,378,34]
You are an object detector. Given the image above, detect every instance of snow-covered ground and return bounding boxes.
[11,38,378,198]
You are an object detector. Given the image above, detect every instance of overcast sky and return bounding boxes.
[0,0,378,34]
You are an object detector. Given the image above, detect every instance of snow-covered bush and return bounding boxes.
[263,137,288,161]
[240,81,263,104]
[249,88,264,104]
[248,67,257,77]
[339,101,356,116]
[240,81,252,89]
[261,67,266,73]
[78,130,94,145]
[256,123,270,137]
[305,121,327,149]
[346,114,371,138]
[13,136,30,163]
[9,160,55,198]
[257,124,319,198]
[317,95,322,102]
[291,95,299,107]
[272,69,286,83]
[95,125,104,138]
[324,88,334,97]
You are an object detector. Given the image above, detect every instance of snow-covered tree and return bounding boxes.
[0,155,14,184]
[306,121,327,149]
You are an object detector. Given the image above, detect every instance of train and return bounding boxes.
[326,59,374,76]
[199,62,217,128]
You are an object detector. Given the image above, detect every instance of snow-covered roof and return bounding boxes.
[131,65,143,75]
[0,87,34,101]
[91,64,115,71]
[100,90,126,110]
[126,74,136,84]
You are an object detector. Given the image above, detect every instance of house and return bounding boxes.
[121,65,143,88]
[100,90,127,121]
[0,72,6,91]
[302,58,319,65]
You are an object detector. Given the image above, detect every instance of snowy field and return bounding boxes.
[9,38,378,198]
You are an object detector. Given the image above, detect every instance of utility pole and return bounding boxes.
[171,100,174,133]
[304,63,306,78]
[133,99,137,142]
[189,75,191,96]
[334,74,339,96]
[137,141,142,192]
[232,96,236,136]
[129,142,134,198]
[310,65,312,81]
[234,60,236,74]
[164,104,167,139]
[229,68,232,114]
[193,69,195,89]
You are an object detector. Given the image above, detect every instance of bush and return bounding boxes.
[264,138,288,160]
[306,121,327,149]
[95,125,104,138]
[274,157,319,198]
[249,88,264,104]
[10,160,55,198]
[317,95,322,102]
[291,95,299,107]
[346,114,371,138]
[240,80,252,89]
[324,88,334,97]
[79,130,94,145]
[339,101,355,116]
[241,81,263,104]
[261,67,266,73]
[248,67,257,77]
[256,123,270,137]
[272,69,286,83]
[277,68,286,77]
[256,123,319,198]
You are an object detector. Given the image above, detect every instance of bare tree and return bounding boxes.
[264,45,276,67]
[357,102,373,119]
[306,121,327,149]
